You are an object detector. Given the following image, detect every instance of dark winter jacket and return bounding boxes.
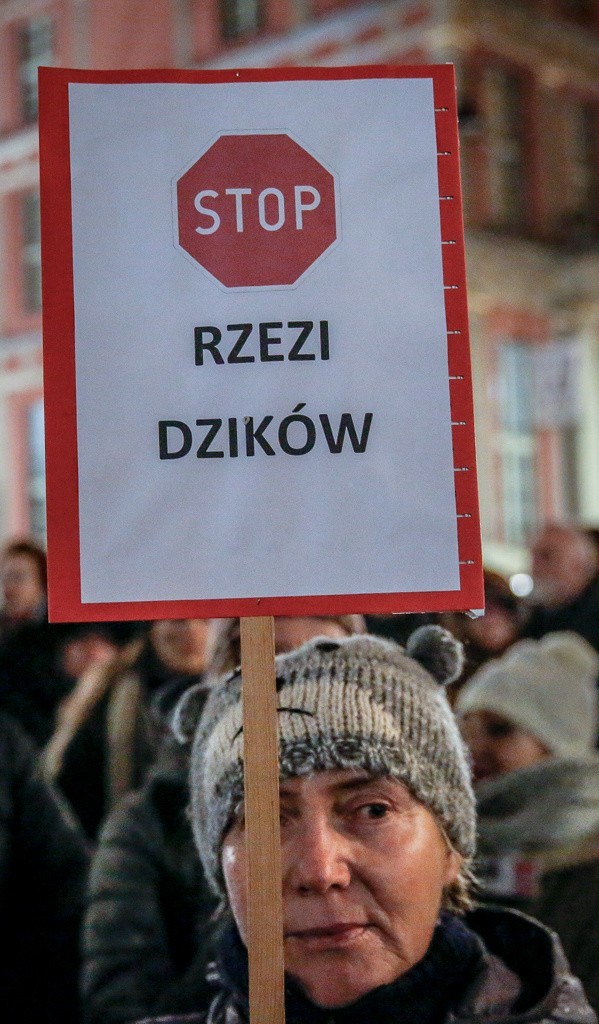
[0,711,90,1023]
[522,575,599,654]
[0,619,74,745]
[135,906,596,1024]
[57,642,205,840]
[82,746,218,1024]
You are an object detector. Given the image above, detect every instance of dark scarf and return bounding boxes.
[217,913,484,1024]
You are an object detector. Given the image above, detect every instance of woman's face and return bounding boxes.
[1,553,45,618]
[460,710,550,783]
[150,618,210,673]
[221,769,461,1008]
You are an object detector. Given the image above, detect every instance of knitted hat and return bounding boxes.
[456,631,599,757]
[174,627,476,897]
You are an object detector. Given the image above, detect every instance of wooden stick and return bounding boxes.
[240,615,285,1024]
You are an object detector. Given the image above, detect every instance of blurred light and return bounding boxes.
[509,573,534,598]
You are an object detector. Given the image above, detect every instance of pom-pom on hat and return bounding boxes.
[176,627,475,898]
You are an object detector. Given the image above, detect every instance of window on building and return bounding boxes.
[562,100,598,240]
[28,398,46,543]
[497,341,539,545]
[18,15,53,124]
[484,67,527,229]
[558,0,597,28]
[534,336,582,520]
[21,192,42,313]
[220,0,262,38]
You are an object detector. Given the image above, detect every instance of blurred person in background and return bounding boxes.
[207,614,365,675]
[0,710,89,1023]
[0,620,74,745]
[44,621,142,777]
[58,621,126,684]
[0,537,76,745]
[82,614,365,1024]
[50,618,210,841]
[523,522,599,652]
[441,569,523,699]
[457,632,599,1013]
[0,549,71,750]
[81,682,217,1024]
[0,537,47,636]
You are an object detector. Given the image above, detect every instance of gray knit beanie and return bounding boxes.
[174,627,476,899]
[456,631,599,757]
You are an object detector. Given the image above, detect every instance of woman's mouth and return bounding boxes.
[286,923,371,949]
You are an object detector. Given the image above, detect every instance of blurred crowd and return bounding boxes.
[1,521,599,1022]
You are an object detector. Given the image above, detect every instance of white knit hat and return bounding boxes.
[456,631,599,757]
[174,628,475,898]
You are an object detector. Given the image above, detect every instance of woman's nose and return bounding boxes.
[465,729,484,758]
[285,820,352,894]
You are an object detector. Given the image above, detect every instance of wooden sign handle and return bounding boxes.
[240,616,285,1024]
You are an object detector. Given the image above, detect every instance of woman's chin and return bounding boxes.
[290,962,390,1009]
[297,980,365,1010]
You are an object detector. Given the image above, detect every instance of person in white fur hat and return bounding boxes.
[456,631,599,1015]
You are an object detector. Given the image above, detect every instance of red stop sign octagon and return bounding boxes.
[175,132,339,289]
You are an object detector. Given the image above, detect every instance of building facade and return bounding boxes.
[1,0,598,574]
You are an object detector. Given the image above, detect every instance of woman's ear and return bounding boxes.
[444,847,463,887]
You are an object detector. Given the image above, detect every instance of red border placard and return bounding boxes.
[39,64,484,622]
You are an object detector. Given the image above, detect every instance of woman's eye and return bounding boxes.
[487,722,513,739]
[361,802,389,819]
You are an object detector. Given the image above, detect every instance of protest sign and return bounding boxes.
[40,64,483,1024]
[39,65,483,623]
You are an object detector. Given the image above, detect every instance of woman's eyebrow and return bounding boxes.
[334,776,382,793]
[333,776,413,801]
[278,775,387,800]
